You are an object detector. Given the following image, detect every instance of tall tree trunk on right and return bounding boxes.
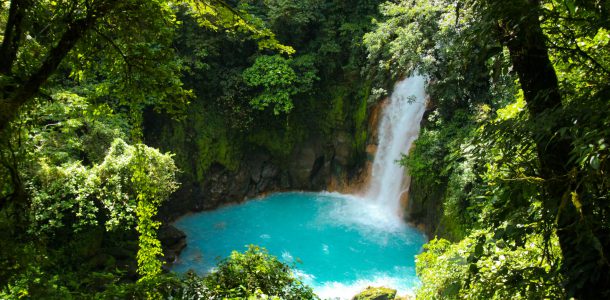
[494,0,610,298]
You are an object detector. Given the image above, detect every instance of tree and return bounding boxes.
[480,0,610,297]
[202,245,318,299]
[365,0,610,298]
[0,0,293,135]
[243,54,318,115]
[0,1,293,294]
[0,0,121,132]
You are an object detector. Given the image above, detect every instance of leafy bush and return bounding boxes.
[243,55,317,115]
[416,230,564,300]
[201,245,318,300]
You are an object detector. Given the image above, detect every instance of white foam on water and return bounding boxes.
[301,271,418,300]
[314,192,407,242]
[282,251,294,263]
[294,269,316,281]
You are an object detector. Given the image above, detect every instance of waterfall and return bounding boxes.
[364,75,427,216]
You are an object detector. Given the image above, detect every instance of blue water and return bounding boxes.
[172,192,427,299]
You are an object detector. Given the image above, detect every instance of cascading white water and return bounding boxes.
[365,75,427,216]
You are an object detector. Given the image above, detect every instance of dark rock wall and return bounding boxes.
[405,104,448,239]
[407,177,445,238]
[155,130,363,222]
[145,78,372,222]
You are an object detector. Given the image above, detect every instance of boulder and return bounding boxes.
[158,224,186,246]
[159,225,187,266]
[352,286,397,300]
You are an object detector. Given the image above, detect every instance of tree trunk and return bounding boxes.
[0,0,30,74]
[0,0,120,134]
[498,0,610,298]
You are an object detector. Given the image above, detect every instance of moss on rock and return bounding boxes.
[353,286,397,300]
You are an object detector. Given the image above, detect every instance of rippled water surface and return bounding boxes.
[172,192,427,299]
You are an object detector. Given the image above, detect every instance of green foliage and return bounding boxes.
[2,0,362,298]
[185,0,296,55]
[202,245,318,300]
[243,54,318,115]
[189,108,241,176]
[364,0,445,76]
[264,0,323,28]
[364,0,511,114]
[129,143,179,279]
[352,84,369,151]
[146,0,380,181]
[367,0,610,297]
[320,87,347,136]
[406,93,562,297]
[247,125,306,157]
[353,286,397,300]
[94,274,184,299]
[0,90,179,295]
[404,125,449,187]
[16,94,179,235]
[416,231,564,299]
[0,242,69,299]
[257,0,323,50]
[2,242,319,300]
[243,55,298,114]
[98,139,178,232]
[94,246,318,300]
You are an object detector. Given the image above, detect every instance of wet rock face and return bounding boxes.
[145,87,381,222]
[287,135,338,190]
[406,176,445,238]
[334,131,352,166]
[158,225,187,268]
[288,146,317,187]
[158,133,360,222]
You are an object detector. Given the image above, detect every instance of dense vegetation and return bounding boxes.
[0,0,377,298]
[364,0,609,298]
[1,0,609,299]
[0,0,303,298]
[144,0,380,206]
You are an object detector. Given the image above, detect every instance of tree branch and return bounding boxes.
[548,43,610,75]
[94,27,133,72]
[0,0,120,133]
[0,0,30,74]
